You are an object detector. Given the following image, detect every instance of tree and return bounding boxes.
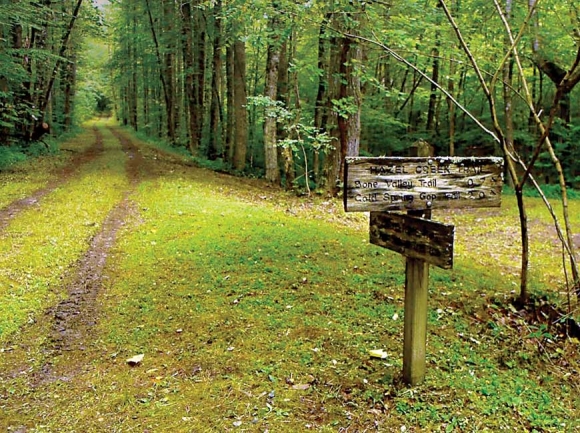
[207,0,223,160]
[0,0,90,144]
[322,4,364,195]
[181,0,200,153]
[232,38,248,171]
[263,2,282,184]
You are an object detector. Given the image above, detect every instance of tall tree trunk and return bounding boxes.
[504,0,528,302]
[225,41,235,163]
[181,1,200,153]
[313,13,331,184]
[207,0,222,159]
[29,0,53,133]
[323,12,363,196]
[446,58,457,156]
[342,35,362,162]
[9,20,26,139]
[503,0,515,183]
[426,40,440,135]
[63,50,76,131]
[129,3,138,130]
[163,0,176,143]
[322,32,341,195]
[143,65,150,134]
[145,0,172,141]
[194,5,206,141]
[233,39,248,171]
[277,39,295,189]
[263,7,281,184]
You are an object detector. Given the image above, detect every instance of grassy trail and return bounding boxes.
[0,121,579,432]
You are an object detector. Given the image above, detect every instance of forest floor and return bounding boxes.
[0,119,579,432]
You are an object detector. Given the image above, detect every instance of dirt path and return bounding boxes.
[0,126,153,411]
[44,127,144,356]
[0,126,105,232]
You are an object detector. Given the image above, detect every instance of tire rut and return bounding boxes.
[33,127,148,385]
[0,126,105,232]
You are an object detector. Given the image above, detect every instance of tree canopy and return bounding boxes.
[2,1,579,184]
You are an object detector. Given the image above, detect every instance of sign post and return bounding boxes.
[344,154,503,385]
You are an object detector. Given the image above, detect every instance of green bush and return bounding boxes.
[0,146,26,170]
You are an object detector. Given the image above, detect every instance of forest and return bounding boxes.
[1,0,579,188]
[1,1,580,430]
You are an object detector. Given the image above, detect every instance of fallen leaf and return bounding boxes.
[369,349,388,359]
[291,384,310,390]
[127,354,144,366]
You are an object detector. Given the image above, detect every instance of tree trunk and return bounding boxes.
[63,50,76,131]
[225,42,235,163]
[313,13,331,184]
[233,39,248,171]
[426,44,440,134]
[145,0,172,141]
[503,1,515,185]
[194,3,206,149]
[163,0,176,143]
[343,35,362,162]
[277,39,295,189]
[129,3,138,131]
[181,1,200,153]
[322,32,341,195]
[446,58,456,156]
[263,9,281,184]
[207,0,222,160]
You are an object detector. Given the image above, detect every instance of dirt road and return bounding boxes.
[0,124,163,429]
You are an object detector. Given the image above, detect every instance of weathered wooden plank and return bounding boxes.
[370,212,455,269]
[344,156,504,212]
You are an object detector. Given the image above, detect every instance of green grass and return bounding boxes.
[0,126,95,209]
[0,121,579,432]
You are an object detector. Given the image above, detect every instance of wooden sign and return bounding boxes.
[344,156,504,212]
[370,212,455,269]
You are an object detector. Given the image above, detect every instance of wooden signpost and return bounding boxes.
[344,154,503,385]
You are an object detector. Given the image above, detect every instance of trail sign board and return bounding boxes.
[370,212,455,269]
[344,156,504,212]
[343,155,504,385]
